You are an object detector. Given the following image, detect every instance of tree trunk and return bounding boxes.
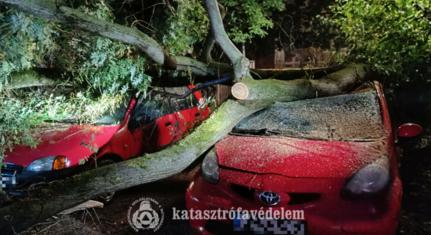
[0,100,270,234]
[231,64,368,101]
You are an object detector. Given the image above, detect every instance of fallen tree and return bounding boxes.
[0,65,370,233]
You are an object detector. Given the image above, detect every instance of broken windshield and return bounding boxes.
[232,90,384,141]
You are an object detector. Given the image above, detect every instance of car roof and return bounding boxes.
[232,88,384,141]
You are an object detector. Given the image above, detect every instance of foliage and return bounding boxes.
[220,0,285,43]
[71,37,151,95]
[0,10,58,89]
[0,1,150,160]
[0,10,57,160]
[162,0,209,55]
[0,92,124,160]
[0,97,44,159]
[157,0,285,54]
[322,0,431,80]
[58,1,151,95]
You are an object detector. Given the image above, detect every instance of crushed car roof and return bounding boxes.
[233,89,384,141]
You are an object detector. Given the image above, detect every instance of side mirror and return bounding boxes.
[397,123,423,138]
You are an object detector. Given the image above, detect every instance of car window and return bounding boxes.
[232,90,385,141]
[129,87,196,128]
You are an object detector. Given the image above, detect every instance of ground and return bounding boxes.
[21,178,194,235]
[398,146,431,235]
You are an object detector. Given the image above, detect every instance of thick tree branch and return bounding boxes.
[205,0,250,81]
[201,2,226,63]
[231,64,368,101]
[0,0,215,77]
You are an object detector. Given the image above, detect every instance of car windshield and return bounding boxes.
[232,90,384,141]
[92,104,127,125]
[46,102,128,125]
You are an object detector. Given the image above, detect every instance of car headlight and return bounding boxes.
[201,149,219,184]
[343,157,390,197]
[26,155,70,172]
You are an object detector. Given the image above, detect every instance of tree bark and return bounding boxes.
[205,0,250,81]
[231,64,368,101]
[201,2,226,63]
[0,100,270,234]
[0,0,215,77]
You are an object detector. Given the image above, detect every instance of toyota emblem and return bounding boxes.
[258,191,281,206]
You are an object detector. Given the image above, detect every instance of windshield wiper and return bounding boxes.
[264,129,283,135]
[231,128,284,136]
[232,128,268,135]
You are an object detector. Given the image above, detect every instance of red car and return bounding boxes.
[186,82,419,235]
[1,86,212,195]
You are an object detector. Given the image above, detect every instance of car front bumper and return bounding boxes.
[186,174,402,235]
[1,163,77,196]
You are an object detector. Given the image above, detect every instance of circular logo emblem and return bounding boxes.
[127,197,164,232]
[258,191,281,206]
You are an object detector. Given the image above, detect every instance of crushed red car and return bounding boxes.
[1,85,213,195]
[186,81,418,235]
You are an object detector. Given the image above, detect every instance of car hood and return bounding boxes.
[216,135,388,178]
[4,123,120,167]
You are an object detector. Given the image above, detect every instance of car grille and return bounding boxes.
[230,184,321,205]
[288,193,321,205]
[1,163,23,188]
